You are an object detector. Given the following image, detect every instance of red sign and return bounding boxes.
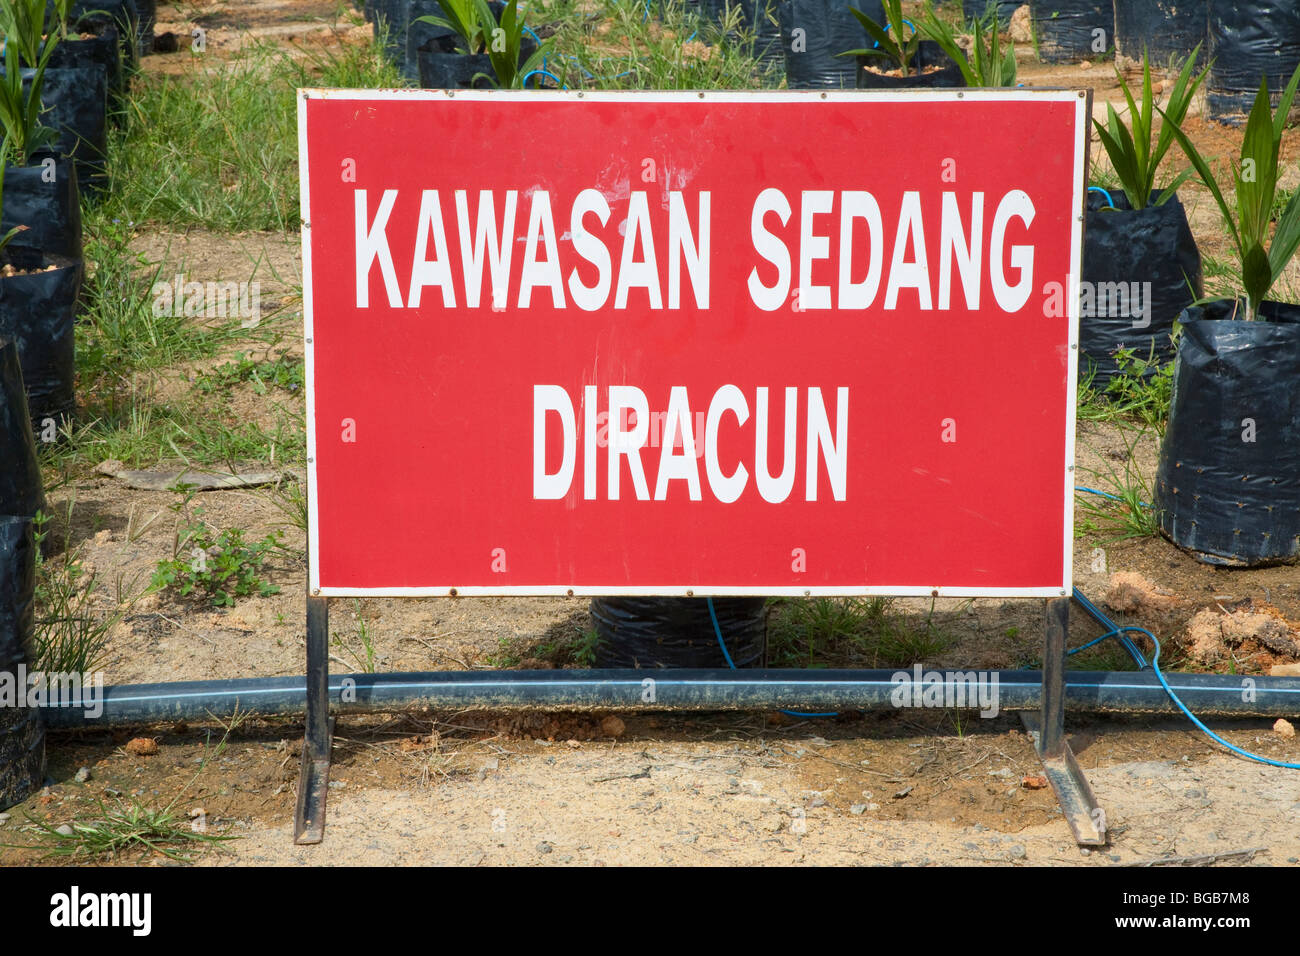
[300,90,1087,598]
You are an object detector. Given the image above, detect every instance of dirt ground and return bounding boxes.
[1,1,1298,867]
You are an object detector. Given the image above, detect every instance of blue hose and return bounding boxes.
[1073,585,1148,669]
[1088,185,1118,210]
[710,598,1296,769]
[1075,485,1152,510]
[874,18,917,49]
[521,68,565,89]
[1138,627,1300,770]
[708,597,838,718]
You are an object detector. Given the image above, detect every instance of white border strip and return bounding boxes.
[298,90,322,596]
[300,88,1086,599]
[313,585,1070,598]
[1061,91,1087,597]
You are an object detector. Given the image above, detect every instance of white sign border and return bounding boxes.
[299,88,1087,599]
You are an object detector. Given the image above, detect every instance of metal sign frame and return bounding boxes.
[293,87,1104,847]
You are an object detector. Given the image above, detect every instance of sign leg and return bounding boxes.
[294,594,334,845]
[1021,597,1107,846]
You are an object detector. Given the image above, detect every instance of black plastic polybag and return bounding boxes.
[46,23,124,111]
[0,153,82,262]
[1207,2,1300,124]
[592,597,768,668]
[67,0,142,65]
[699,0,783,68]
[1153,301,1300,567]
[0,339,46,520]
[406,0,455,81]
[1113,0,1208,67]
[0,251,82,428]
[778,0,884,89]
[962,0,1020,25]
[131,0,157,57]
[856,39,964,87]
[1080,189,1202,392]
[0,514,44,811]
[1028,0,1113,63]
[8,65,108,194]
[418,34,538,88]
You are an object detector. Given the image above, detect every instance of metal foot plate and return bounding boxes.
[293,717,335,845]
[1021,712,1107,846]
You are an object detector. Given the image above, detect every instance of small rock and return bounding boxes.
[1110,854,1122,862]
[74,767,91,783]
[849,803,867,815]
[56,824,75,837]
[536,841,553,854]
[566,739,581,749]
[1080,60,1092,70]
[600,715,626,737]
[1021,774,1049,790]
[0,813,9,826]
[327,780,346,789]
[1009,844,1027,859]
[1273,718,1295,739]
[124,738,158,756]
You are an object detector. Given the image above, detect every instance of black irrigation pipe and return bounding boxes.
[37,668,1300,728]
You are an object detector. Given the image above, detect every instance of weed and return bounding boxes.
[573,627,603,668]
[1076,345,1175,436]
[1075,425,1161,542]
[278,19,409,90]
[870,605,953,667]
[31,505,143,675]
[767,596,949,668]
[152,491,282,608]
[332,600,378,672]
[6,723,242,862]
[98,44,298,231]
[197,353,304,395]
[547,0,778,90]
[267,478,309,536]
